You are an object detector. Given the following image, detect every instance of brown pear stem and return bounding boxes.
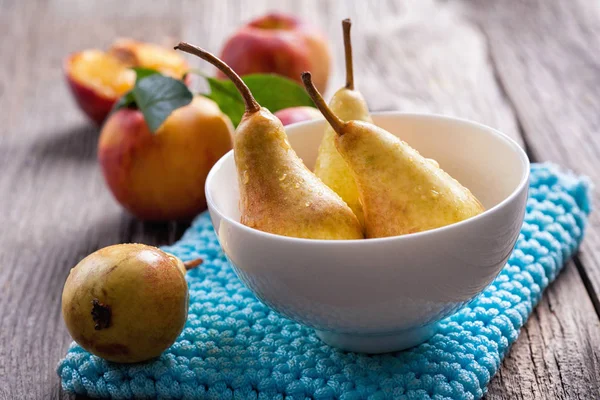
[183,257,203,271]
[301,72,345,135]
[174,42,260,114]
[342,19,354,90]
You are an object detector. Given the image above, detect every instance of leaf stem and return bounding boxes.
[175,42,261,114]
[301,72,345,135]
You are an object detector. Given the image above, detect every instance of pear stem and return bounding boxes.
[301,72,345,135]
[342,19,354,90]
[174,42,261,114]
[183,257,203,271]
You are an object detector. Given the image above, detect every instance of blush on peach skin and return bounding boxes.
[98,96,233,221]
[218,13,331,92]
[274,106,323,126]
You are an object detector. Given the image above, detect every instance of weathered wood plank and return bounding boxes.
[462,0,600,306]
[360,1,524,147]
[484,262,600,399]
[179,0,523,147]
[0,1,598,399]
[0,1,186,399]
[458,0,600,398]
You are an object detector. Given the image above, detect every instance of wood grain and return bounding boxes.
[0,1,598,399]
[484,262,600,399]
[460,0,600,398]
[462,0,600,312]
[0,1,187,399]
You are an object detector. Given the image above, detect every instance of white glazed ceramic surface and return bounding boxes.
[205,113,530,353]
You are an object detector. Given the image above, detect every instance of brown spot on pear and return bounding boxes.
[61,243,201,363]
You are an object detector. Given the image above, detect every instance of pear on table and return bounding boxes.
[314,19,371,226]
[175,43,363,240]
[302,72,485,239]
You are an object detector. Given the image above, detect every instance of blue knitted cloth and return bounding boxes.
[58,163,591,400]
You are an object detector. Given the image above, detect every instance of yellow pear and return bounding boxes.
[302,72,484,238]
[176,43,363,240]
[314,19,371,225]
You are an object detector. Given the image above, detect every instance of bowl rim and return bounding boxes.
[205,111,530,245]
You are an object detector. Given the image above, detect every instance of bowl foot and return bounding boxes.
[315,323,438,354]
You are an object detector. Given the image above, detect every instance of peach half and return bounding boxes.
[65,39,189,125]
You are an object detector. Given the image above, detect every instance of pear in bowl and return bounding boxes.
[206,112,529,353]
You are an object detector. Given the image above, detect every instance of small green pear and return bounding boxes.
[314,19,371,225]
[62,244,201,363]
[303,72,485,238]
[175,42,363,240]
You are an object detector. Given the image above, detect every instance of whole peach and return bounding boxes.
[98,96,233,220]
[218,13,331,92]
[274,106,322,126]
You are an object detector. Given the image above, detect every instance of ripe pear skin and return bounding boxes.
[61,244,189,363]
[235,108,363,240]
[173,42,362,240]
[314,88,372,225]
[335,121,484,238]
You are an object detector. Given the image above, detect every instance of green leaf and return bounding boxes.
[110,69,192,132]
[112,90,136,112]
[203,74,315,126]
[112,68,149,113]
[132,74,193,132]
[112,68,159,113]
[132,67,160,82]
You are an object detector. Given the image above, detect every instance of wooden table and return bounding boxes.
[1,1,599,399]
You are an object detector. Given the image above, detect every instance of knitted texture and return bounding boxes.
[58,163,591,400]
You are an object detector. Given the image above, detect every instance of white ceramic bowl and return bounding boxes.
[205,113,529,353]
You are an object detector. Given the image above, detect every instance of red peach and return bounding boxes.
[274,106,323,126]
[98,96,233,220]
[65,50,135,125]
[218,13,331,92]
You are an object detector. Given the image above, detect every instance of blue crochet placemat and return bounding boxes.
[58,163,591,400]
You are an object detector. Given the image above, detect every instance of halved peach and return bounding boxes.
[108,39,189,79]
[65,39,189,125]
